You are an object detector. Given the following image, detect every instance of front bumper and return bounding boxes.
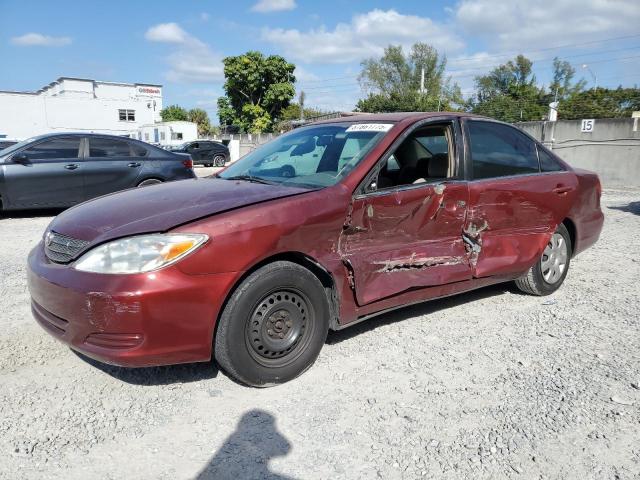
[27,242,239,367]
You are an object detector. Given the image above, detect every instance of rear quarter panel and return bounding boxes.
[566,168,604,256]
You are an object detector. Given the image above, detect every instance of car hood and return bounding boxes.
[48,178,311,245]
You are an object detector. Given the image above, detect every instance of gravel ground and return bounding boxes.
[1,183,639,480]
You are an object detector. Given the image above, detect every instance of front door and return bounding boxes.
[339,122,471,306]
[3,136,84,208]
[82,137,145,200]
[462,119,578,278]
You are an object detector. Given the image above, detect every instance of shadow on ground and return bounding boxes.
[197,409,296,480]
[327,283,512,345]
[608,201,640,216]
[74,351,218,386]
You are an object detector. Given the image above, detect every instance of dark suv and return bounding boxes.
[169,140,229,167]
[0,133,196,211]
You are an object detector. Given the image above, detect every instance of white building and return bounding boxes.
[0,77,163,140]
[137,121,198,147]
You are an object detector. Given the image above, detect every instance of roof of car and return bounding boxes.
[309,111,487,125]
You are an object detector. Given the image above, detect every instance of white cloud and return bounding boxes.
[251,0,296,13]
[294,66,320,82]
[262,9,464,64]
[145,22,222,83]
[10,33,71,47]
[454,0,640,51]
[145,23,191,44]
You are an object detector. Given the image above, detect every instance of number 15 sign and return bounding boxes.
[581,119,595,132]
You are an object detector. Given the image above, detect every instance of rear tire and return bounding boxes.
[137,178,162,187]
[213,155,226,167]
[214,261,329,387]
[515,223,572,296]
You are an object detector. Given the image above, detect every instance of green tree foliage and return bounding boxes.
[468,55,547,122]
[549,57,586,101]
[356,43,463,113]
[187,108,211,137]
[216,51,296,133]
[160,104,189,122]
[558,87,640,119]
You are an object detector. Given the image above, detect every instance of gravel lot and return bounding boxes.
[1,179,639,480]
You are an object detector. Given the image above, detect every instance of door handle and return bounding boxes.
[128,162,142,168]
[64,164,79,170]
[552,186,573,195]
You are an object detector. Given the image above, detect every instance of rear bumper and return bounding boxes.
[574,208,604,256]
[27,243,239,367]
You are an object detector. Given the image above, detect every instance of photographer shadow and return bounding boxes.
[196,409,297,480]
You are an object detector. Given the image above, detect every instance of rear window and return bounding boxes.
[538,146,565,172]
[89,138,131,158]
[468,121,540,179]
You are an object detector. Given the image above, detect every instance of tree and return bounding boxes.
[468,55,547,122]
[160,105,189,122]
[187,108,211,137]
[549,57,586,101]
[558,87,640,119]
[356,43,462,113]
[216,51,296,133]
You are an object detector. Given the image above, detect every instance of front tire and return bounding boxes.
[214,261,329,387]
[515,223,572,296]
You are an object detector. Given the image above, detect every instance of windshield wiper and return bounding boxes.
[224,174,275,185]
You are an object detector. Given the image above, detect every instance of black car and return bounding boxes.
[0,133,196,211]
[169,140,229,167]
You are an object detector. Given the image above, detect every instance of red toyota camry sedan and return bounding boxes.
[28,112,604,387]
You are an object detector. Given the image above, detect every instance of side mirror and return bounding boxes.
[12,153,29,164]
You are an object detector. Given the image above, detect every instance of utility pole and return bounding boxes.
[420,67,425,95]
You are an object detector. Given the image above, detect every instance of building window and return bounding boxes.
[171,132,183,140]
[160,131,166,141]
[144,133,149,141]
[118,109,135,122]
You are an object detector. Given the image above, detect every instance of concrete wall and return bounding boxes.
[517,118,640,186]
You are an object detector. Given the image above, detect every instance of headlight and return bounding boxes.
[74,233,208,274]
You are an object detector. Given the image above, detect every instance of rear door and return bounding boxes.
[339,120,471,306]
[2,136,83,208]
[82,137,146,200]
[462,119,578,278]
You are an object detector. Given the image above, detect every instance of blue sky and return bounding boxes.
[1,0,639,122]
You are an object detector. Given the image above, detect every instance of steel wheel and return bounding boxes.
[246,289,311,367]
[541,232,568,284]
[213,155,225,167]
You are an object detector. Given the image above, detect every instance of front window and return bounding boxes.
[219,123,391,188]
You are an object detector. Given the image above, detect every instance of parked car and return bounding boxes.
[0,139,18,151]
[28,112,603,387]
[169,140,229,167]
[0,133,196,211]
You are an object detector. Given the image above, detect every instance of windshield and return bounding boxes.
[0,136,42,157]
[218,123,392,188]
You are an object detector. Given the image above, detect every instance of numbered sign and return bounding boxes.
[581,119,595,133]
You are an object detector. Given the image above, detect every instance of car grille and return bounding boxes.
[44,231,90,263]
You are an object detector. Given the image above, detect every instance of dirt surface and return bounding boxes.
[1,186,639,480]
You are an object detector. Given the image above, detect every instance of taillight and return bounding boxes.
[182,157,193,169]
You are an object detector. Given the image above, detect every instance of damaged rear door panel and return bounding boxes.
[340,182,471,306]
[462,119,579,278]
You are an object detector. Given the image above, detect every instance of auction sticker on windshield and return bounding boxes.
[345,123,393,132]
